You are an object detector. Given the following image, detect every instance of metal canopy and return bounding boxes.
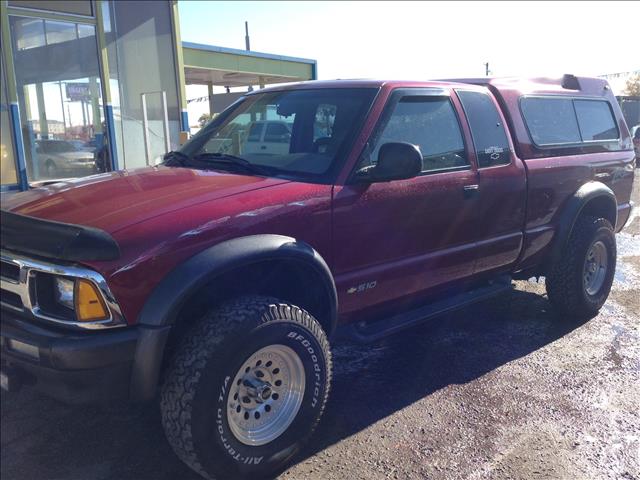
[182,42,317,87]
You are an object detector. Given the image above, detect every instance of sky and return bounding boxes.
[178,0,640,123]
[179,1,639,80]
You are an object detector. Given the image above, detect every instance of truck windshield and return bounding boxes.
[175,88,378,183]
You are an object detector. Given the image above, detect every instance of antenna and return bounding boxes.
[245,21,250,51]
[484,62,490,77]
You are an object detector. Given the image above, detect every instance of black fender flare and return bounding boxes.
[547,181,617,267]
[130,234,337,401]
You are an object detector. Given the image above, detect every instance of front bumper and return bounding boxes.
[1,310,138,404]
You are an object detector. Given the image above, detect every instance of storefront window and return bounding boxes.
[11,17,45,51]
[9,15,106,183]
[8,1,93,17]
[44,20,77,45]
[1,58,19,186]
[102,0,181,168]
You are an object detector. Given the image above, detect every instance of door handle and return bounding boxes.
[463,184,479,198]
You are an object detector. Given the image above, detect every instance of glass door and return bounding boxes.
[9,15,107,183]
[1,56,19,187]
[141,90,171,165]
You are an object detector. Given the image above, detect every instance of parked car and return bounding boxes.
[1,75,635,480]
[34,139,96,179]
[242,120,292,155]
[68,139,95,152]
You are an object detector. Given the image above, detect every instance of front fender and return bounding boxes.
[137,234,337,329]
[129,235,337,401]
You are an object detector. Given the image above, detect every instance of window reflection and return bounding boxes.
[9,15,107,183]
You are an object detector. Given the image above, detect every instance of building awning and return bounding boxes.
[182,42,317,87]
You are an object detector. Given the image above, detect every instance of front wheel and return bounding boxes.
[160,296,332,480]
[546,216,616,319]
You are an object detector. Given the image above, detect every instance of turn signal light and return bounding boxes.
[75,279,109,321]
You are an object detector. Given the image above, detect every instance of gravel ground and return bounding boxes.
[2,173,639,480]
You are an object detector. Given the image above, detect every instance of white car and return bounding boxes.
[242,120,292,155]
[35,139,96,179]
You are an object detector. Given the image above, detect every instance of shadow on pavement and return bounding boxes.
[0,288,584,480]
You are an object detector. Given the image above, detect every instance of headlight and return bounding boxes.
[54,277,75,310]
[37,273,110,322]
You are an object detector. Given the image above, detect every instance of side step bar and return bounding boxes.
[342,276,513,343]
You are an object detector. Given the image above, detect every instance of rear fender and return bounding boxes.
[546,181,617,269]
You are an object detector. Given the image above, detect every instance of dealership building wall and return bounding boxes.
[0,0,316,192]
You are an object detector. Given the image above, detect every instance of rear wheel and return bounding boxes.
[546,216,616,319]
[160,295,332,480]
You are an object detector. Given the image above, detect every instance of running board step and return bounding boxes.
[343,277,513,343]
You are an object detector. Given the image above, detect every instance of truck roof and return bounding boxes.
[254,79,485,93]
[256,75,611,97]
[446,74,612,96]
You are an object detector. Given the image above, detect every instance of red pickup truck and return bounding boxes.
[1,75,635,479]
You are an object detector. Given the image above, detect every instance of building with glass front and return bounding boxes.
[1,0,317,191]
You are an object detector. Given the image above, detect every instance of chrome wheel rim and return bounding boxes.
[226,344,305,446]
[583,240,608,296]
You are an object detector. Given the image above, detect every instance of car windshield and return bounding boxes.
[175,88,378,183]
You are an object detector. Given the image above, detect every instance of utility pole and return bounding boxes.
[484,62,490,77]
[245,21,253,92]
[58,81,67,129]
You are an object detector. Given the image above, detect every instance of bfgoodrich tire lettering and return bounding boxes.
[546,216,616,319]
[160,296,332,480]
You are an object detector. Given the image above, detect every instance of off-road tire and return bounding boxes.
[160,295,332,480]
[546,215,616,319]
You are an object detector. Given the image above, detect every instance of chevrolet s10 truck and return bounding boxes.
[1,75,635,479]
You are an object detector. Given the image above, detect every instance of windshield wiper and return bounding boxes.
[163,150,190,167]
[190,152,273,176]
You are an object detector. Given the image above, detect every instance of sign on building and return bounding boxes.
[66,82,91,102]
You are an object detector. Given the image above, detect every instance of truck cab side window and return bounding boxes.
[573,100,619,141]
[457,90,511,167]
[368,96,468,173]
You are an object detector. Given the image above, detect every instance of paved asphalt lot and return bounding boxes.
[2,172,639,480]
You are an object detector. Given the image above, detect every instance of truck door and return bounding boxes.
[332,88,481,315]
[455,89,527,275]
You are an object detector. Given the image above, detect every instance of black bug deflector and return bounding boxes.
[0,210,120,262]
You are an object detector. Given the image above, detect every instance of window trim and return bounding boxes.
[519,94,621,149]
[348,87,472,182]
[6,7,96,24]
[455,88,513,169]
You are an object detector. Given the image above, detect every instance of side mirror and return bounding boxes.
[365,142,422,182]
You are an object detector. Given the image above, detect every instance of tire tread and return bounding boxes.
[160,295,331,480]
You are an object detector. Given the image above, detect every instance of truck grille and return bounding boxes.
[0,257,27,313]
[0,260,20,282]
[0,290,23,309]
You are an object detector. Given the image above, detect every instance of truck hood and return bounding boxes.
[1,167,289,234]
